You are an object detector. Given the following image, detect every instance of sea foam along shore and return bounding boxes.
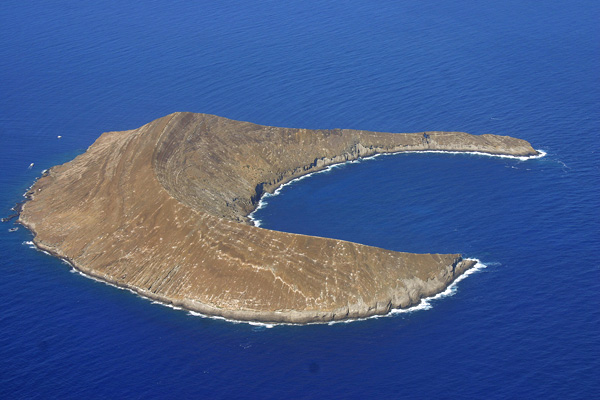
[22,240,487,329]
[248,149,546,227]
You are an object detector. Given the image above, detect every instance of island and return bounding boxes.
[18,112,538,324]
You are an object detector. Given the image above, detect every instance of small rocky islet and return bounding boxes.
[18,112,538,323]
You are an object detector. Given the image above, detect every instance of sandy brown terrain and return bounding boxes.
[19,113,537,323]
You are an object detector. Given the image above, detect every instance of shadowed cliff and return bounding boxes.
[19,113,537,323]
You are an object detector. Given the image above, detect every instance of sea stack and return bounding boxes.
[19,113,538,323]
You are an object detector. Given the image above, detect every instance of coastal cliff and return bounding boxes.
[19,113,537,323]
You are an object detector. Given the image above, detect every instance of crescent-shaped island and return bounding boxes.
[19,112,538,323]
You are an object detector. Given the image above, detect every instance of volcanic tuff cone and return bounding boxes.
[19,113,537,323]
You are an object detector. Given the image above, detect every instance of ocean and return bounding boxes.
[1,1,598,398]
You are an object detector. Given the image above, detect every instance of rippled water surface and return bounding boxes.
[1,1,598,398]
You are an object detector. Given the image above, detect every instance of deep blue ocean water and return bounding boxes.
[1,1,598,398]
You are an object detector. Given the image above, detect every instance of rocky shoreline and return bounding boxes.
[18,221,479,324]
[17,113,538,324]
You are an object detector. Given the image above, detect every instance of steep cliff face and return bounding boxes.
[19,113,537,323]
